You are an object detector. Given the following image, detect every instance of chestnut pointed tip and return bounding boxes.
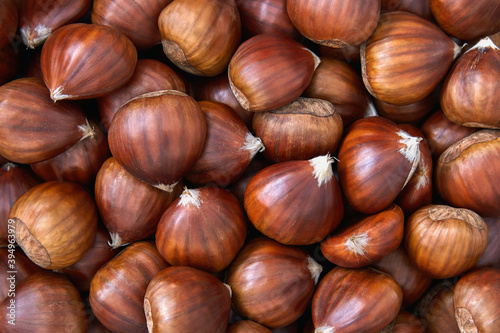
[108,232,128,249]
[20,25,51,49]
[50,86,71,102]
[307,256,323,285]
[153,181,179,193]
[468,36,500,53]
[241,132,265,157]
[223,283,232,298]
[396,130,422,189]
[309,154,335,187]
[314,326,335,333]
[77,118,95,142]
[345,233,369,256]
[364,101,378,117]
[179,187,202,207]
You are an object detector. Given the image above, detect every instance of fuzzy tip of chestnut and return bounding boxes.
[77,118,95,142]
[107,233,130,249]
[178,187,202,208]
[153,180,180,193]
[309,154,336,187]
[241,132,265,157]
[20,24,51,49]
[308,256,323,285]
[396,129,422,189]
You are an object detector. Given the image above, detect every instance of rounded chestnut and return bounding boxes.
[405,205,488,279]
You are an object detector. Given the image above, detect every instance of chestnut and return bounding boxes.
[227,320,272,333]
[391,311,426,333]
[476,217,500,268]
[0,248,44,300]
[312,266,403,332]
[244,154,344,245]
[405,205,488,279]
[226,237,322,329]
[0,43,21,86]
[381,0,432,20]
[416,281,460,333]
[0,0,18,48]
[252,97,343,163]
[9,181,98,270]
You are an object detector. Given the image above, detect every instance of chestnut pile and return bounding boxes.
[1,0,500,332]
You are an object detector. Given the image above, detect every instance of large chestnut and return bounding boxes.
[312,266,403,332]
[9,181,98,270]
[405,205,488,279]
[226,237,322,329]
[244,154,344,245]
[108,90,207,191]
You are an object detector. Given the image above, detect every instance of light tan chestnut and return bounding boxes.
[361,11,460,105]
[405,205,488,279]
[244,154,344,245]
[158,0,241,76]
[41,23,137,101]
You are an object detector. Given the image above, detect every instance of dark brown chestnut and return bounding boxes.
[0,0,18,48]
[0,43,20,86]
[476,217,500,268]
[416,281,460,333]
[227,320,272,333]
[381,0,432,20]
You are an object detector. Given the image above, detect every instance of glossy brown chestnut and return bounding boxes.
[97,58,186,130]
[0,43,20,85]
[108,90,207,191]
[226,237,322,329]
[321,204,405,268]
[18,0,92,48]
[0,163,41,246]
[0,77,93,164]
[440,37,500,129]
[372,245,433,307]
[9,181,98,270]
[337,116,422,214]
[312,266,403,333]
[252,98,343,163]
[144,266,232,333]
[429,0,500,41]
[416,281,460,333]
[40,23,137,101]
[185,101,264,186]
[244,154,344,245]
[228,34,320,112]
[391,311,426,333]
[0,0,18,48]
[30,120,111,187]
[95,157,182,248]
[319,44,361,64]
[89,241,169,333]
[227,320,272,333]
[420,109,478,160]
[405,205,488,279]
[0,271,88,332]
[435,130,500,218]
[91,0,172,50]
[454,267,500,333]
[286,0,380,48]
[158,0,241,76]
[156,186,247,272]
[303,57,373,128]
[476,217,500,268]
[361,11,460,105]
[0,248,44,300]
[381,0,432,20]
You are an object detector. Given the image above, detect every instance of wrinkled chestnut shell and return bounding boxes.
[252,97,343,163]
[144,266,232,333]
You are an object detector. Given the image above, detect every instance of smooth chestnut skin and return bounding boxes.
[0,271,88,332]
[372,245,433,307]
[89,241,169,333]
[252,98,343,163]
[91,0,172,50]
[287,0,380,48]
[244,155,344,245]
[454,268,500,333]
[0,248,44,300]
[416,281,460,333]
[95,157,182,248]
[226,238,322,329]
[144,266,231,333]
[435,130,500,218]
[440,37,500,129]
[10,181,98,270]
[321,204,405,268]
[0,163,41,246]
[41,23,137,101]
[227,320,272,333]
[0,77,91,164]
[228,34,319,112]
[0,0,18,48]
[429,0,500,41]
[361,11,459,105]
[108,90,207,191]
[405,205,488,279]
[98,58,186,130]
[30,120,111,187]
[420,109,478,160]
[0,43,21,85]
[303,57,372,128]
[391,311,426,333]
[381,0,432,20]
[158,0,241,76]
[156,186,247,273]
[312,266,403,333]
[476,217,500,268]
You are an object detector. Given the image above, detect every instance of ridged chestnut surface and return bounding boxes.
[405,205,488,279]
[228,34,320,112]
[244,155,344,245]
[9,181,98,270]
[337,116,422,214]
[252,97,343,163]
[361,11,460,105]
[312,266,403,333]
[436,130,500,218]
[41,23,137,101]
[108,90,207,191]
[144,266,232,333]
[156,186,247,273]
[226,237,322,329]
[0,77,93,164]
[18,0,92,48]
